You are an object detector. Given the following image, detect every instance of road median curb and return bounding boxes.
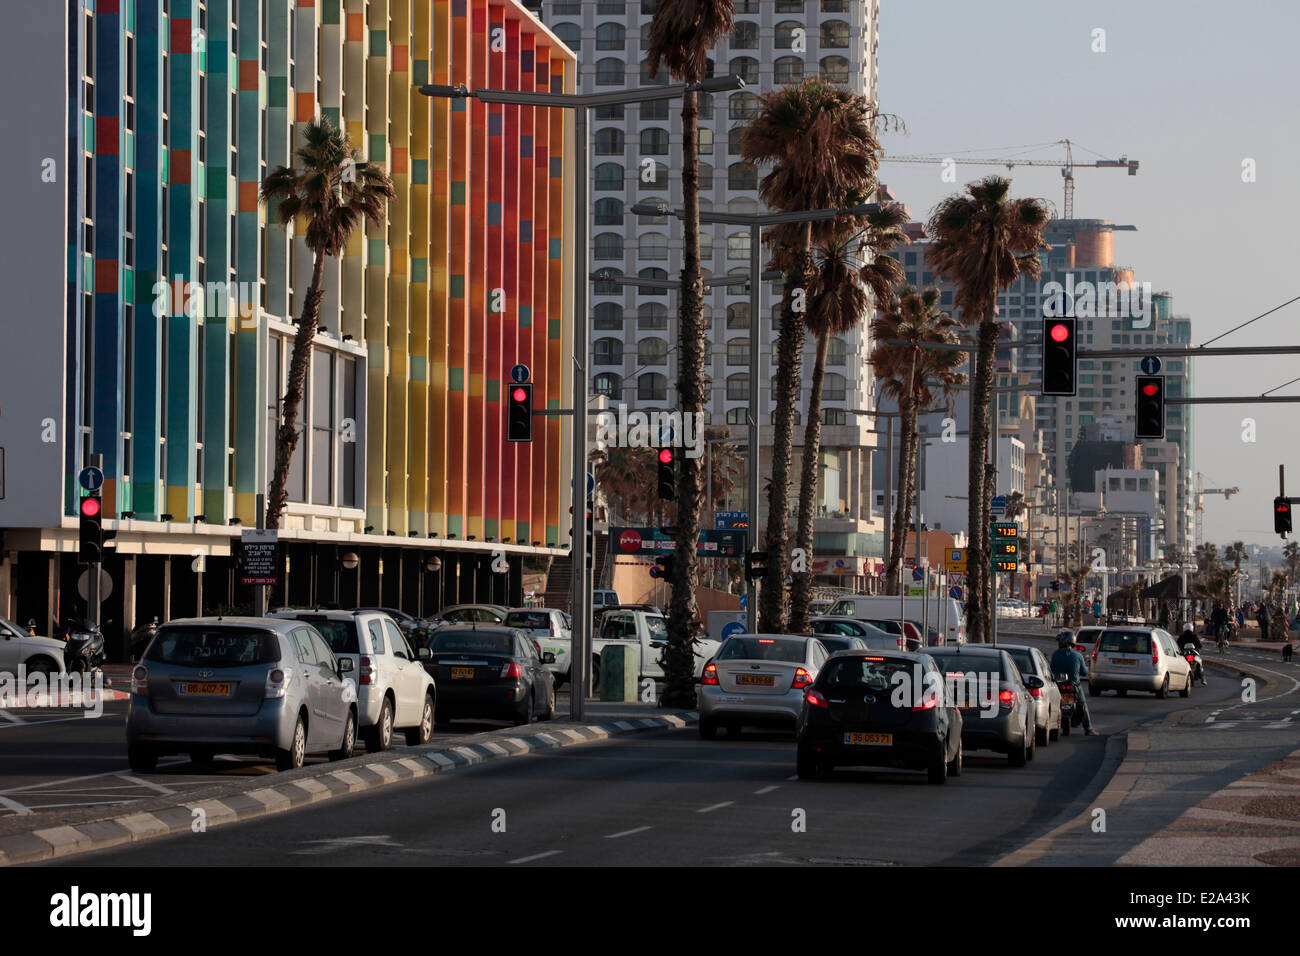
[0,710,697,867]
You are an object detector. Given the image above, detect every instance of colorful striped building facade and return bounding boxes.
[0,0,576,634]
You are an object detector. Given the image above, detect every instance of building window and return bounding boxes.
[639,267,669,294]
[699,231,714,259]
[821,0,848,11]
[828,338,848,366]
[776,0,806,11]
[727,303,750,329]
[726,407,747,424]
[594,198,624,225]
[639,22,653,50]
[824,409,847,425]
[311,351,335,505]
[729,92,759,119]
[594,373,622,397]
[731,21,758,50]
[638,373,667,401]
[729,56,760,85]
[774,56,805,85]
[639,232,669,260]
[595,58,623,85]
[595,128,625,155]
[698,92,714,120]
[819,55,850,83]
[775,21,803,49]
[726,373,750,400]
[698,128,714,155]
[594,233,624,259]
[553,22,580,52]
[595,103,625,120]
[639,59,668,85]
[821,21,850,48]
[698,162,714,190]
[595,23,625,50]
[594,302,623,329]
[640,98,669,120]
[640,161,669,190]
[594,338,624,365]
[594,163,624,190]
[640,127,669,155]
[728,162,758,190]
[638,339,669,366]
[823,373,847,401]
[594,269,623,295]
[727,231,751,260]
[639,303,668,330]
[726,339,750,365]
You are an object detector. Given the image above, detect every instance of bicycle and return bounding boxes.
[1217,624,1229,654]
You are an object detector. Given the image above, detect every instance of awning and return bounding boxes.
[1140,574,1184,600]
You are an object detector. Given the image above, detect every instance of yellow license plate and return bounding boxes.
[845,732,892,745]
[450,666,475,679]
[736,674,774,686]
[1114,658,1136,666]
[182,682,231,696]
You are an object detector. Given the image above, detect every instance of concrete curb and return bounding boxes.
[0,711,697,867]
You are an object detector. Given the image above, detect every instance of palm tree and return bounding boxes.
[926,177,1050,642]
[788,210,908,631]
[868,287,966,595]
[592,445,658,525]
[646,0,736,708]
[1222,540,1249,605]
[741,79,882,632]
[1283,540,1300,583]
[260,120,394,529]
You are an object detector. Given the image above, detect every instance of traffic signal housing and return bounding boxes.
[652,554,674,579]
[78,491,103,564]
[1275,497,1293,536]
[1042,318,1076,396]
[507,383,533,442]
[745,550,767,583]
[656,447,677,501]
[1135,375,1165,440]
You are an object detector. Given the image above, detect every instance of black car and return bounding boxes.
[920,646,1037,766]
[796,650,963,784]
[423,626,555,727]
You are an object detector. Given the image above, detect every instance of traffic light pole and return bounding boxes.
[87,453,102,629]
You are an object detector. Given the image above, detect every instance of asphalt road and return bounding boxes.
[49,639,1259,867]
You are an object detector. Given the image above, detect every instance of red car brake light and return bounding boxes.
[1151,642,1160,667]
[791,667,813,690]
[805,688,830,710]
[500,661,523,679]
[359,655,375,686]
[1028,686,1042,698]
[701,663,719,685]
[998,688,1015,706]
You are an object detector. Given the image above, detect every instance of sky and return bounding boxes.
[874,0,1300,547]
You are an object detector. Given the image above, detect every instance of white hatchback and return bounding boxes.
[1089,626,1193,699]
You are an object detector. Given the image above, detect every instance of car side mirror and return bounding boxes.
[338,657,355,675]
[417,646,431,661]
[649,639,667,649]
[543,652,556,664]
[1023,675,1044,690]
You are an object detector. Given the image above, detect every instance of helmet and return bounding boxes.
[1057,630,1074,648]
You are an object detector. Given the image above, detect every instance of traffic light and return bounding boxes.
[507,383,533,442]
[1134,375,1165,440]
[1042,318,1076,396]
[657,447,677,501]
[652,554,674,579]
[78,491,103,564]
[745,550,768,583]
[1275,497,1292,536]
[568,499,596,566]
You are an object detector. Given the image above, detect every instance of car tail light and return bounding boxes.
[912,692,939,712]
[805,688,829,710]
[359,655,376,686]
[791,667,813,690]
[265,667,291,699]
[131,666,148,696]
[702,663,719,685]
[998,688,1015,707]
[533,640,543,658]
[500,661,523,679]
[1091,645,1099,665]
[1151,643,1159,667]
[1028,686,1042,698]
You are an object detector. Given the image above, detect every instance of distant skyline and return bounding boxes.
[875,0,1300,548]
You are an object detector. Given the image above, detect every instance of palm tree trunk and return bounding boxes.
[965,316,998,641]
[759,222,813,633]
[664,89,704,708]
[266,251,326,529]
[790,332,830,631]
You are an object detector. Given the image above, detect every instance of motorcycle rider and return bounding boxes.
[1050,630,1099,736]
[1179,624,1208,686]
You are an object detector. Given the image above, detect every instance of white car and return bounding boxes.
[698,634,830,739]
[1089,626,1193,699]
[269,609,436,750]
[0,617,66,679]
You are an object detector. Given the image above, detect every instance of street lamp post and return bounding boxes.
[633,198,886,631]
[418,75,744,720]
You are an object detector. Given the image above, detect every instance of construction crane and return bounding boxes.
[882,139,1139,219]
[1194,472,1240,546]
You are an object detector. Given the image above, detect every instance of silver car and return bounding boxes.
[1089,626,1193,698]
[126,617,358,772]
[698,634,830,738]
[1002,643,1064,745]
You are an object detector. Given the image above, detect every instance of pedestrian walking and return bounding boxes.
[1257,603,1270,640]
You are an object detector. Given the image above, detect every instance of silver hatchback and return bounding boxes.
[1090,626,1193,698]
[126,617,358,772]
[698,634,830,738]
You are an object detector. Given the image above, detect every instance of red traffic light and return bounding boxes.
[1142,383,1159,397]
[1049,323,1071,343]
[658,448,674,464]
[511,387,528,403]
[80,497,101,518]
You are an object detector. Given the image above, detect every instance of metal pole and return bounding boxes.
[884,418,893,596]
[88,453,103,628]
[746,222,761,632]
[570,105,590,719]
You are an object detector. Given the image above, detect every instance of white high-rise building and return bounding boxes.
[537,0,888,588]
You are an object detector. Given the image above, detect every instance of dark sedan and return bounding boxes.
[920,646,1038,767]
[422,627,555,727]
[796,650,963,784]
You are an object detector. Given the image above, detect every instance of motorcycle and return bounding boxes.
[1182,642,1207,686]
[64,618,107,678]
[1054,672,1084,736]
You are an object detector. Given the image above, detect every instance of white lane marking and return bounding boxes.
[508,850,563,865]
[119,774,176,795]
[697,801,734,814]
[605,826,652,839]
[754,785,779,795]
[786,774,799,781]
[0,759,188,797]
[0,710,26,724]
[0,794,32,815]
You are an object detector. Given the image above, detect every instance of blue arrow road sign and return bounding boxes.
[78,466,104,492]
[1140,355,1161,375]
[720,621,746,641]
[510,364,530,384]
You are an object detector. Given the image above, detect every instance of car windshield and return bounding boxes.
[863,620,903,635]
[146,628,281,668]
[504,612,552,631]
[429,631,514,655]
[821,658,914,692]
[1007,649,1036,677]
[291,618,360,654]
[1098,631,1152,654]
[646,616,667,642]
[718,637,807,662]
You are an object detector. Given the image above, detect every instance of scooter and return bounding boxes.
[1182,643,1207,686]
[64,618,107,679]
[1054,673,1084,736]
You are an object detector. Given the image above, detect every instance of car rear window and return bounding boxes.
[1098,631,1152,654]
[821,657,915,691]
[292,617,360,654]
[926,652,1013,682]
[429,631,514,655]
[863,619,903,635]
[1007,649,1035,676]
[814,636,857,653]
[504,612,552,631]
[718,637,807,662]
[146,628,281,667]
[646,616,667,642]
